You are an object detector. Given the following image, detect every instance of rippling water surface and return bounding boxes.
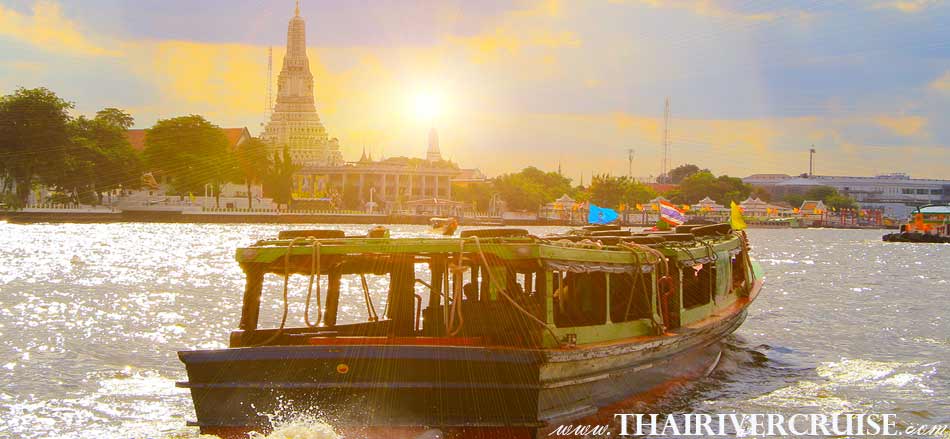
[0,223,947,438]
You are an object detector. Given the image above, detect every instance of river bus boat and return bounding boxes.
[883,204,950,243]
[178,223,763,438]
[430,217,459,236]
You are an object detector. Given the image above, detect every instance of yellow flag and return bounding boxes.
[188,192,196,203]
[636,203,643,211]
[730,201,747,231]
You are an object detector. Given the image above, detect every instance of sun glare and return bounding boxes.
[413,92,443,122]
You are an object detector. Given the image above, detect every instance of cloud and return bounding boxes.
[873,115,928,137]
[616,0,781,21]
[448,0,580,64]
[872,0,945,13]
[0,1,119,56]
[931,71,950,94]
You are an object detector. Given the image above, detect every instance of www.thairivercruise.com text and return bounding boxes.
[549,414,949,437]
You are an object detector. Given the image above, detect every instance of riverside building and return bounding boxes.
[744,173,950,219]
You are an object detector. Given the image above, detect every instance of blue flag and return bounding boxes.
[588,204,619,225]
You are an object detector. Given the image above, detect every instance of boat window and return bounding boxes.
[681,264,714,309]
[609,273,651,323]
[554,272,607,327]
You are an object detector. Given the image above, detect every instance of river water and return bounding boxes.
[0,223,946,438]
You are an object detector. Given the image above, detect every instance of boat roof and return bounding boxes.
[916,204,950,214]
[235,233,742,276]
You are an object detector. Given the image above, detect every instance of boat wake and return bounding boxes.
[247,418,340,439]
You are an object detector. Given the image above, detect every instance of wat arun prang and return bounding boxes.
[261,1,343,167]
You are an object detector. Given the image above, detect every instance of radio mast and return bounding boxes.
[661,98,671,181]
[627,148,635,179]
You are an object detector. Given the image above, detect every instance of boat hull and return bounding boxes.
[178,303,749,438]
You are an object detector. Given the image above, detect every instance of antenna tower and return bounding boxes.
[661,97,671,180]
[627,148,635,179]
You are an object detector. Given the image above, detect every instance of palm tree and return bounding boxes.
[236,137,269,209]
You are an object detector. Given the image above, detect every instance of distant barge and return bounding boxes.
[883,204,950,243]
[177,224,763,438]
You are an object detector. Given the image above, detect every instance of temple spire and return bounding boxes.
[427,128,442,162]
[295,0,300,17]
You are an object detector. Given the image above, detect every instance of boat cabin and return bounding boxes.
[230,226,754,349]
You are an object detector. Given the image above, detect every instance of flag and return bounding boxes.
[659,201,686,226]
[651,203,660,211]
[793,207,800,214]
[188,192,196,204]
[682,204,691,212]
[588,204,619,225]
[635,203,643,211]
[730,201,747,231]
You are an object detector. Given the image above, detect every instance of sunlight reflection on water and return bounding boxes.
[0,224,946,438]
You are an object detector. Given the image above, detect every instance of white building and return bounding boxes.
[744,173,950,219]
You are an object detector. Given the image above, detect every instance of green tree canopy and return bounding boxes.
[667,164,704,184]
[143,115,240,206]
[263,146,298,209]
[46,111,143,204]
[493,166,573,212]
[588,175,657,208]
[95,107,135,129]
[673,171,753,205]
[236,137,270,208]
[0,87,74,205]
[452,181,493,212]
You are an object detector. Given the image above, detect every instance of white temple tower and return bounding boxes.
[426,128,442,162]
[261,1,343,167]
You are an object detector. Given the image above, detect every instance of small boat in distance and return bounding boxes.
[883,204,950,243]
[178,224,763,438]
[429,217,459,236]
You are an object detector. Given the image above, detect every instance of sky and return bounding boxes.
[1,0,949,181]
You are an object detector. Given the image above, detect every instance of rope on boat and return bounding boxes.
[470,236,562,347]
[303,241,322,328]
[361,273,379,322]
[253,237,306,347]
[446,239,466,336]
[734,230,754,294]
[619,241,673,332]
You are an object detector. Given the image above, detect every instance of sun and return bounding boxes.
[413,91,443,122]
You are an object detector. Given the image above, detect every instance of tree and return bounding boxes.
[785,186,857,210]
[804,186,838,201]
[452,181,493,211]
[236,137,270,209]
[0,88,73,205]
[673,171,753,205]
[263,146,298,210]
[667,164,703,184]
[95,107,135,129]
[143,115,240,207]
[587,175,657,209]
[50,109,143,204]
[493,166,573,212]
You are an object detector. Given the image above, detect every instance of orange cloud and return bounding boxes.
[874,115,927,137]
[931,70,950,94]
[872,0,944,13]
[448,0,579,65]
[0,1,118,56]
